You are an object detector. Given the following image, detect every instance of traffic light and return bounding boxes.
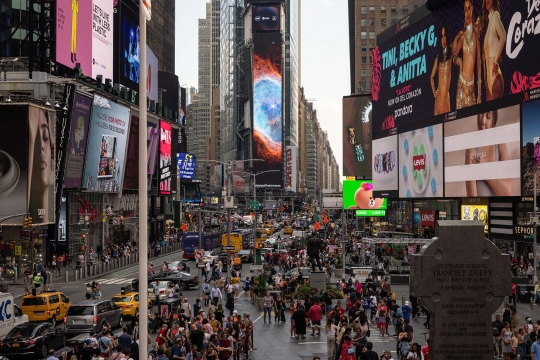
[22,218,28,229]
[82,233,86,245]
[120,215,124,225]
[27,217,32,228]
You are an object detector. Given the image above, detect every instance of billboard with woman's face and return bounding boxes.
[444,104,520,197]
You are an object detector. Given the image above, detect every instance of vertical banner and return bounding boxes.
[28,106,56,224]
[147,122,159,174]
[159,120,172,195]
[91,0,114,80]
[342,95,372,177]
[54,84,76,234]
[123,115,139,190]
[0,105,29,225]
[253,32,283,188]
[82,95,131,192]
[285,146,298,192]
[171,127,181,195]
[64,93,92,188]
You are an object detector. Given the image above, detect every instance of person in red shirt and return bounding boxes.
[422,344,429,360]
[307,300,323,336]
[509,283,517,306]
[334,301,345,318]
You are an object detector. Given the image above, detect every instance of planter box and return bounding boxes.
[256,297,264,311]
[334,269,343,278]
[393,260,403,267]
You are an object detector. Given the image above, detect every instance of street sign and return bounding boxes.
[250,265,263,270]
[197,262,207,268]
[250,201,259,209]
[194,249,204,259]
[223,246,235,251]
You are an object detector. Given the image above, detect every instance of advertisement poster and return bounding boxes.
[82,95,130,193]
[252,6,280,31]
[253,32,283,188]
[285,146,298,192]
[178,153,195,180]
[65,93,92,188]
[420,209,438,228]
[224,162,245,195]
[92,0,114,80]
[522,100,540,196]
[399,124,443,198]
[159,120,172,195]
[28,106,56,225]
[372,135,398,198]
[343,95,372,177]
[147,46,159,104]
[56,0,93,76]
[0,106,28,225]
[123,115,139,190]
[342,180,387,217]
[147,122,159,175]
[461,204,488,232]
[120,1,140,86]
[444,104,520,197]
[372,0,540,137]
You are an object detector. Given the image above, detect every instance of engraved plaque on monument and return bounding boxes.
[411,221,511,360]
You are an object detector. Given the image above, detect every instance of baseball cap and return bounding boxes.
[85,339,92,344]
[405,301,409,306]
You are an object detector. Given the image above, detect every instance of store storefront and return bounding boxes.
[0,226,47,274]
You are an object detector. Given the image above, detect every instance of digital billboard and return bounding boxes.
[444,104,520,197]
[372,135,398,198]
[177,153,195,180]
[285,146,298,192]
[372,0,540,138]
[82,95,131,193]
[343,180,387,217]
[159,120,172,195]
[461,204,488,232]
[252,6,280,31]
[343,95,372,177]
[522,100,540,196]
[147,122,159,175]
[64,93,92,189]
[253,32,283,188]
[399,124,443,198]
[56,0,113,79]
[123,115,139,190]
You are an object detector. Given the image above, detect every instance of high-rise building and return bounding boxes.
[188,87,198,106]
[348,0,418,94]
[148,0,176,73]
[285,0,300,148]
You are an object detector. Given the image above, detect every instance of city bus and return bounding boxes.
[182,231,223,259]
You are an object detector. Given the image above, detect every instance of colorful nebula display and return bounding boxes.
[253,32,283,187]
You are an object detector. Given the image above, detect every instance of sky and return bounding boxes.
[175,0,350,178]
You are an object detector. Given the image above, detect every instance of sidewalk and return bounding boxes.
[8,244,184,298]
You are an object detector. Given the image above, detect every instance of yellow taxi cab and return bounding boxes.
[264,227,274,235]
[21,289,71,326]
[283,226,293,235]
[112,286,152,318]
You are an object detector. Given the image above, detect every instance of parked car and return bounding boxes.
[167,260,190,272]
[0,322,66,358]
[132,272,198,291]
[64,300,123,336]
[203,251,219,264]
[21,291,70,327]
[236,250,253,263]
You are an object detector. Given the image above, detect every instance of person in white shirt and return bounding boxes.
[210,284,222,305]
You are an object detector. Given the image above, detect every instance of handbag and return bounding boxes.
[202,294,209,300]
[347,345,356,354]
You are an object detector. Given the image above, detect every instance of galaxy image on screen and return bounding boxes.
[253,33,282,187]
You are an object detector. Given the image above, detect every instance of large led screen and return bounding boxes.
[253,32,283,188]
[343,95,372,177]
[252,6,280,31]
[177,153,195,180]
[56,0,113,79]
[372,0,540,137]
[399,124,443,198]
[82,95,131,193]
[522,100,540,196]
[159,120,172,195]
[372,135,398,198]
[343,180,387,217]
[444,104,520,197]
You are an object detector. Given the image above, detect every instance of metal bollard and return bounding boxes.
[13,271,17,285]
[402,294,405,306]
[49,272,52,285]
[74,270,78,281]
[65,271,69,283]
[531,297,534,310]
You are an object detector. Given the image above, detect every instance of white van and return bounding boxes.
[0,293,29,339]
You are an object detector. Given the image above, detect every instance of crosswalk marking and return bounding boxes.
[93,276,135,285]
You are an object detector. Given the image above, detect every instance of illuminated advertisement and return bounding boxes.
[177,153,195,180]
[461,204,488,232]
[522,100,540,196]
[399,124,443,198]
[343,180,387,217]
[147,122,159,175]
[159,120,172,195]
[343,95,372,177]
[372,135,398,198]
[253,32,283,188]
[285,146,298,192]
[123,116,139,190]
[372,0,540,137]
[82,95,130,193]
[252,6,280,31]
[225,161,245,195]
[56,0,113,79]
[444,104,520,197]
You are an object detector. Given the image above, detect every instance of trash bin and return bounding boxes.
[518,286,531,303]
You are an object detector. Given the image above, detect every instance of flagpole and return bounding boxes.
[138,1,149,357]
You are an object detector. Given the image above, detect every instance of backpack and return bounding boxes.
[130,341,139,360]
[395,307,403,318]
